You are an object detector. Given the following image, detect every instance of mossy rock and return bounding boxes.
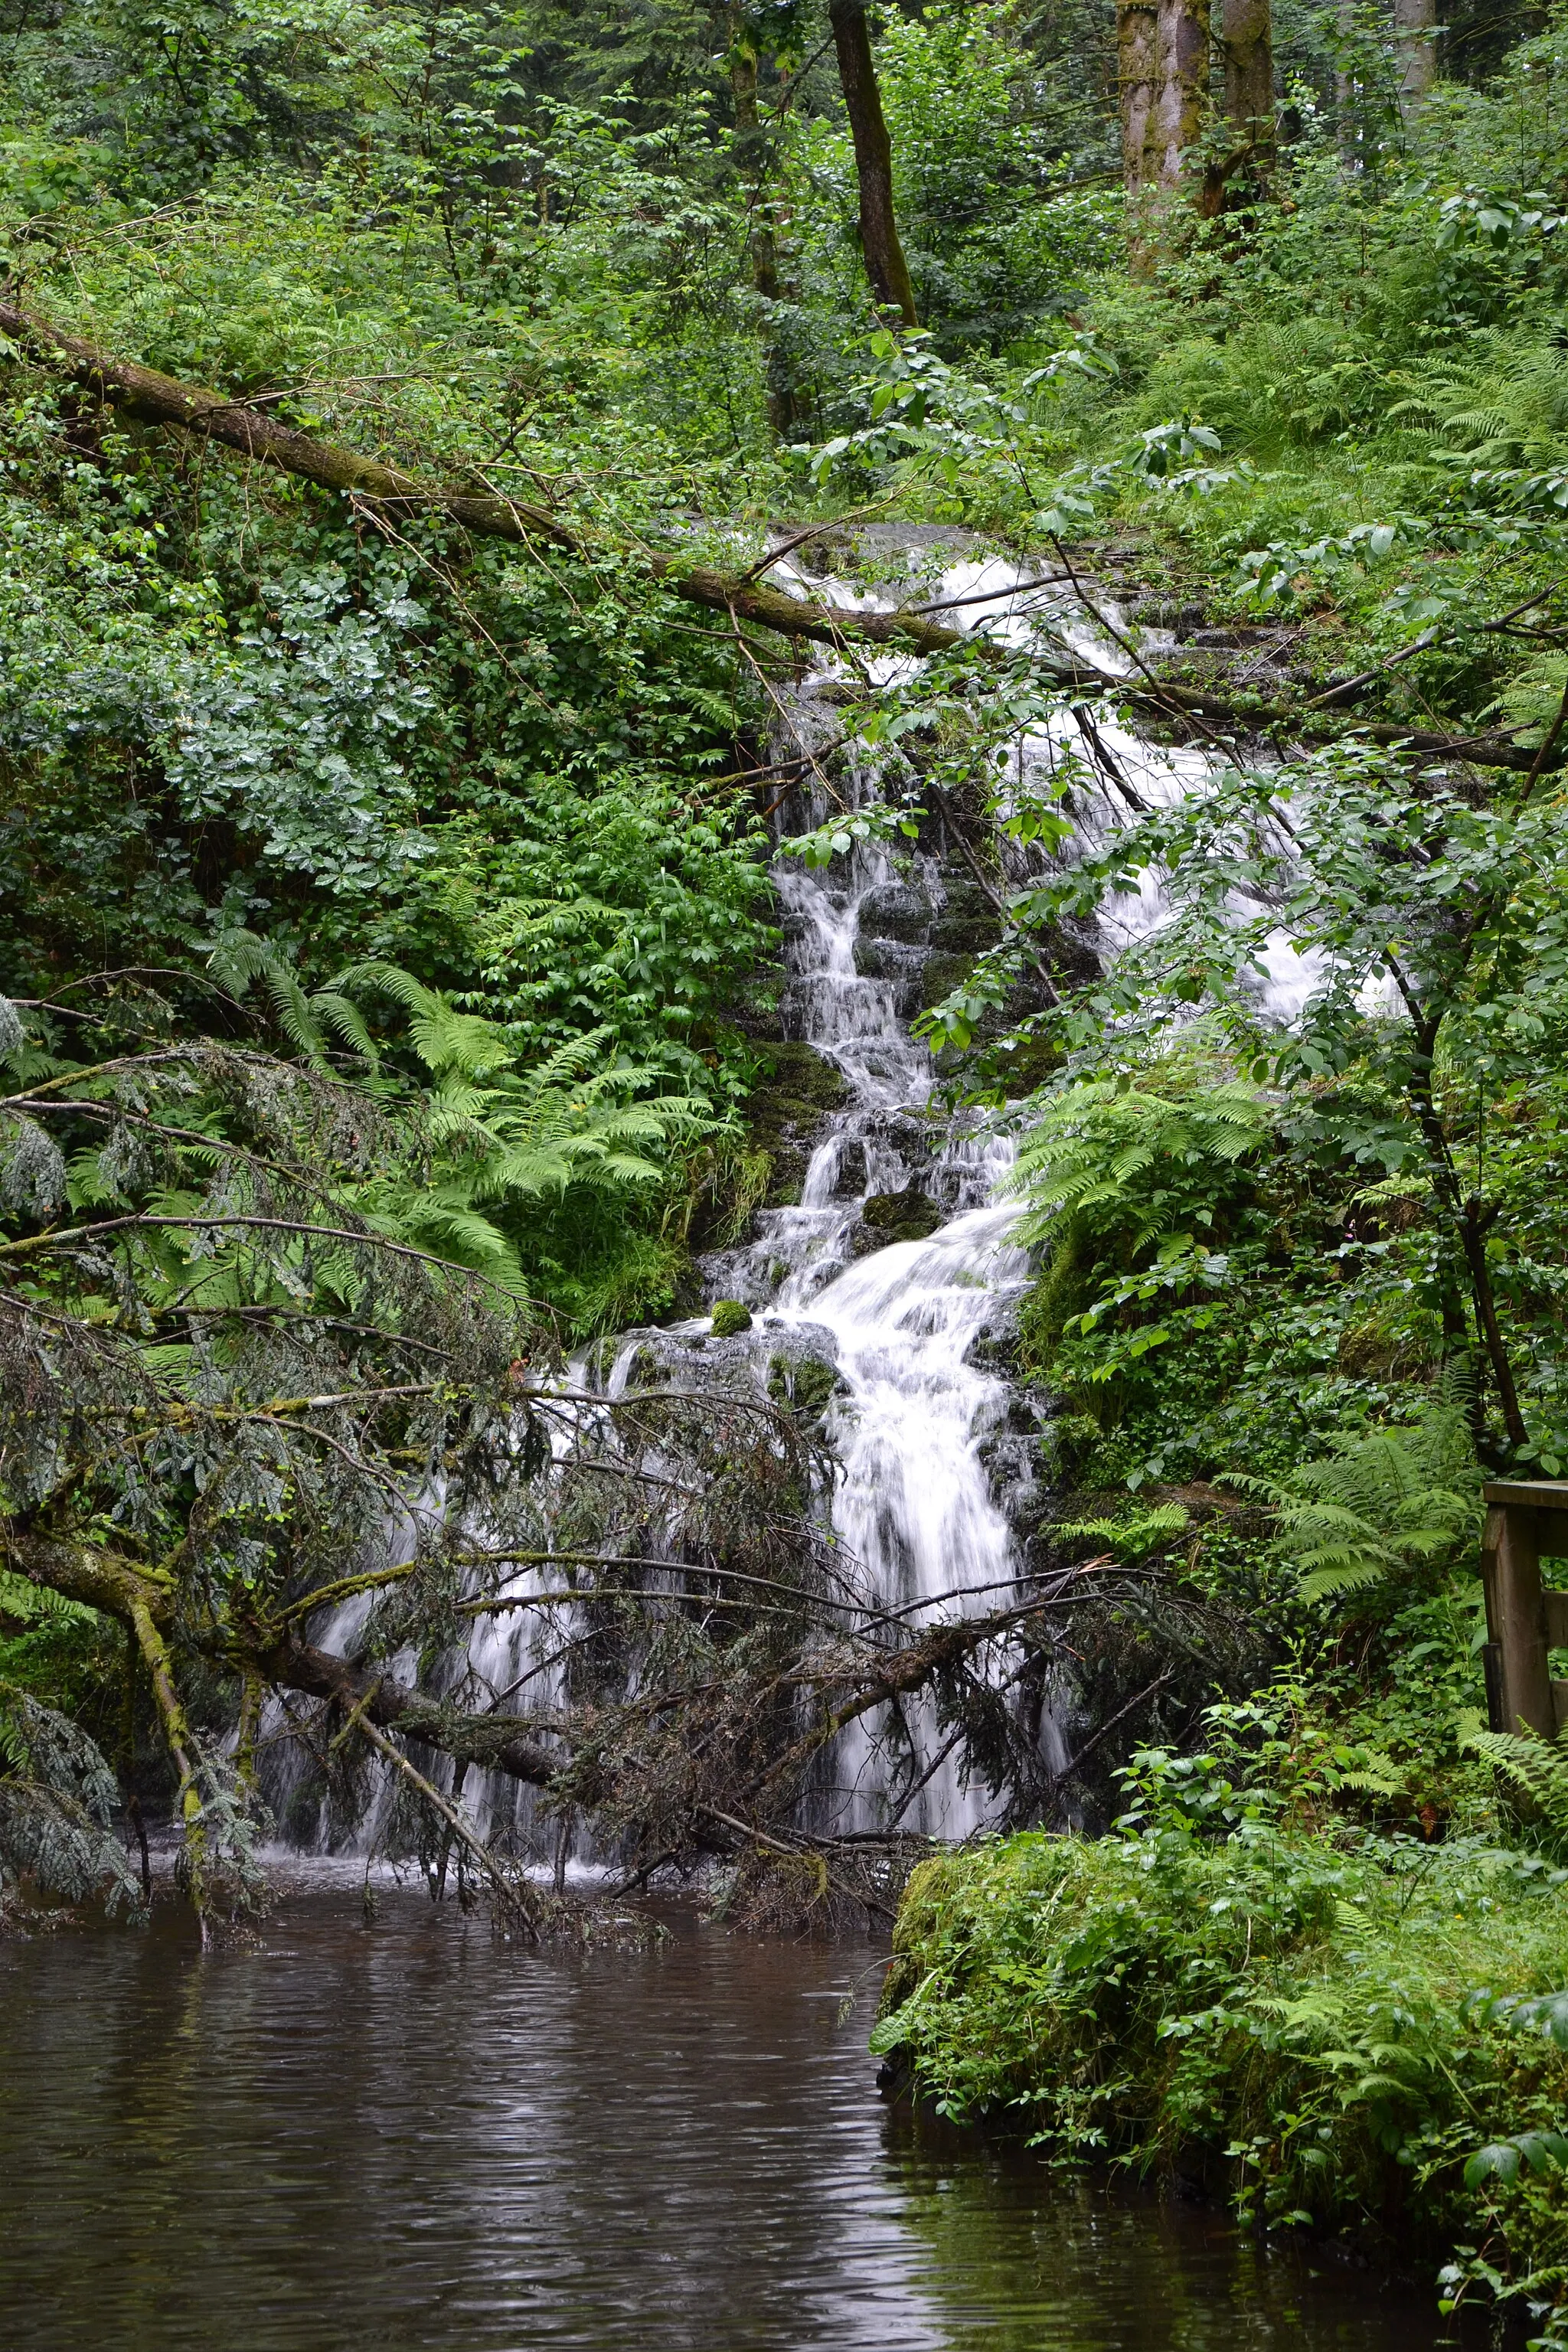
[743,1042,850,1207]
[854,1187,946,1254]
[920,949,975,1013]
[762,1041,851,1110]
[930,879,1002,958]
[710,1298,753,1337]
[986,1030,1065,1099]
[767,1352,845,1423]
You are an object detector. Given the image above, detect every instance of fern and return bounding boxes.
[1008,1076,1267,1253]
[1227,1398,1479,1602]
[1054,1502,1190,1559]
[1400,333,1568,468]
[207,940,710,1283]
[1462,1720,1568,1850]
[0,1682,145,1917]
[210,931,379,1071]
[0,1569,99,1634]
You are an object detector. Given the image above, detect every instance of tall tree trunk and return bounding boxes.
[1118,0,1211,264]
[1335,0,1358,164]
[1200,0,1273,215]
[729,20,796,433]
[1393,0,1437,116]
[1118,0,1162,198]
[828,0,918,326]
[1220,0,1274,168]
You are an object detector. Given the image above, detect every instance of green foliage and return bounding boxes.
[1465,1725,1568,1854]
[212,942,712,1298]
[0,1681,145,1919]
[874,1805,1568,2314]
[1232,1399,1481,1602]
[1008,1073,1267,1253]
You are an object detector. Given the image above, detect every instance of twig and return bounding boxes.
[1055,1671,1175,1785]
[352,1712,537,1937]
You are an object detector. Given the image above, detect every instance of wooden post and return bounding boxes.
[1480,1481,1568,1738]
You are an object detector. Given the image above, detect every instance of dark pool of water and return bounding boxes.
[0,1877,1462,2350]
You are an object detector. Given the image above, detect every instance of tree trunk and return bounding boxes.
[728,17,796,433]
[1220,0,1274,168]
[1118,0,1163,200]
[0,299,957,653]
[1335,0,1359,165]
[1393,0,1437,116]
[827,0,918,325]
[1154,0,1212,184]
[729,29,779,303]
[1118,0,1212,262]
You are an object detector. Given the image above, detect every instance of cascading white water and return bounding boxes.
[688,753,1036,1835]
[284,534,1318,1863]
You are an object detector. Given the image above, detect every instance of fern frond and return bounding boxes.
[1055,1503,1189,1558]
[0,1570,99,1631]
[1227,1401,1479,1606]
[1463,1723,1568,1844]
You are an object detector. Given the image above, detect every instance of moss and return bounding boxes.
[759,1042,851,1112]
[919,949,977,1012]
[742,1042,851,1207]
[767,1352,844,1421]
[856,1186,946,1253]
[710,1298,752,1337]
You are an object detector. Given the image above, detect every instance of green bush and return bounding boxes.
[874,1804,1568,2325]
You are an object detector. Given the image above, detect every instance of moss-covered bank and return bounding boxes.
[874,1820,1568,2334]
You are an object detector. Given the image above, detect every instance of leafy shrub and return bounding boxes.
[874,1802,1568,2319]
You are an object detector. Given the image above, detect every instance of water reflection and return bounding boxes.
[0,1882,1458,2350]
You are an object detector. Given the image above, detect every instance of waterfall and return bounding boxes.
[277,531,1295,1863]
[685,731,1037,1835]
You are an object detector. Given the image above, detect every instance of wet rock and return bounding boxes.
[828,1138,868,1197]
[852,1186,946,1255]
[710,1299,753,1337]
[743,1041,850,1207]
[854,936,926,986]
[856,881,934,942]
[1132,598,1205,633]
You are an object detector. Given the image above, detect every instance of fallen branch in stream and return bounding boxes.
[1,299,1557,771]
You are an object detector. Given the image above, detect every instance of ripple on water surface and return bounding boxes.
[0,1882,1459,2350]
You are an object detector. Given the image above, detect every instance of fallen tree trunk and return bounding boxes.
[0,300,1553,770]
[5,1527,560,1787]
[0,299,960,657]
[260,1635,560,1788]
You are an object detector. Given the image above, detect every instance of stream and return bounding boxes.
[0,1877,1463,2351]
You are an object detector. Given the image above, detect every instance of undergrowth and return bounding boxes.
[875,1769,1568,2337]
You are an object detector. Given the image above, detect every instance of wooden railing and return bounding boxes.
[1480,1481,1568,1736]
